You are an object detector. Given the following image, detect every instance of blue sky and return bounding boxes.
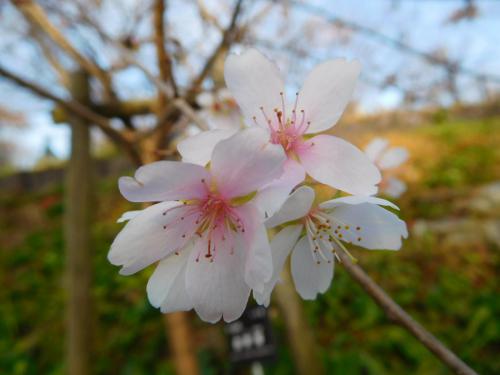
[1,0,499,168]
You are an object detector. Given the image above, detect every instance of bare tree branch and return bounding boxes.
[154,0,178,98]
[292,1,500,84]
[28,25,69,86]
[0,64,142,166]
[187,0,244,99]
[12,0,116,98]
[173,98,209,131]
[336,249,479,375]
[197,0,223,31]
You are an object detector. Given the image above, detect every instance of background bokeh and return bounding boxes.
[1,1,499,374]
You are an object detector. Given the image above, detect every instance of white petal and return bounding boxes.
[204,112,243,131]
[384,177,407,198]
[160,270,193,313]
[253,224,303,307]
[108,202,197,275]
[119,161,210,202]
[224,49,285,128]
[364,138,389,162]
[378,147,409,169]
[291,236,334,300]
[265,186,315,228]
[237,203,273,293]
[328,203,408,250]
[147,247,193,313]
[177,129,237,166]
[298,135,381,196]
[320,195,399,210]
[196,91,214,107]
[254,158,306,218]
[117,210,142,223]
[296,59,361,134]
[211,127,286,198]
[185,236,250,323]
[217,88,233,101]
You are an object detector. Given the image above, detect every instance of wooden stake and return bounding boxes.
[65,70,93,375]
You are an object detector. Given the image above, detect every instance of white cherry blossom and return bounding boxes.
[365,137,409,198]
[178,49,381,216]
[255,186,407,305]
[109,128,286,323]
[196,88,243,131]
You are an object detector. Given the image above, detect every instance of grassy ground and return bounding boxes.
[1,116,499,374]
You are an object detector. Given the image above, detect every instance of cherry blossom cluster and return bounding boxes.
[108,49,408,323]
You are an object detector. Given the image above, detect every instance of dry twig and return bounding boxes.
[187,0,244,98]
[12,0,115,98]
[336,249,478,375]
[0,65,141,166]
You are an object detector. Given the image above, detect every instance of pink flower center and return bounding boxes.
[253,92,310,155]
[162,183,245,262]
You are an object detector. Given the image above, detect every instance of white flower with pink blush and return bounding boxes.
[365,138,409,198]
[196,88,242,131]
[178,49,381,216]
[254,186,408,305]
[108,128,286,323]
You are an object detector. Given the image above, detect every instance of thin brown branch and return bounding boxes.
[187,0,244,99]
[173,98,209,131]
[292,1,500,84]
[197,0,223,31]
[154,0,178,98]
[51,99,156,123]
[28,26,69,86]
[336,249,478,375]
[0,65,142,166]
[12,0,115,98]
[133,98,208,144]
[135,102,178,143]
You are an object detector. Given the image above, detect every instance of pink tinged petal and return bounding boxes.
[296,59,361,134]
[253,224,303,307]
[327,203,408,250]
[196,91,215,107]
[119,161,210,203]
[160,270,193,313]
[297,135,381,196]
[108,202,199,275]
[146,247,193,313]
[364,138,389,162]
[291,236,334,300]
[254,158,306,218]
[211,127,286,198]
[384,177,407,198]
[224,48,285,128]
[265,186,315,228]
[320,195,399,211]
[204,112,243,131]
[185,235,250,323]
[177,129,238,166]
[378,147,409,170]
[117,210,142,223]
[236,203,273,294]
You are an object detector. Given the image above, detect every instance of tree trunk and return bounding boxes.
[164,313,199,375]
[274,263,325,375]
[64,70,92,375]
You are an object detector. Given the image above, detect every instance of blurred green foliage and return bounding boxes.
[1,118,499,374]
